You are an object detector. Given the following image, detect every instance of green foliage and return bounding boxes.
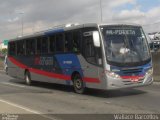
[0,48,8,56]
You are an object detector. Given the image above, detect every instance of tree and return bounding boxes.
[1,48,8,56]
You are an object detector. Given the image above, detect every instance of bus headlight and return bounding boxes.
[106,71,120,79]
[146,68,153,76]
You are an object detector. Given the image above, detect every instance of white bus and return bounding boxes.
[7,23,153,93]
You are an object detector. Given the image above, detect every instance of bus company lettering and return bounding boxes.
[63,61,73,64]
[106,29,136,35]
[34,56,53,65]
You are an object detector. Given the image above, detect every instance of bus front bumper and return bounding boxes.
[106,74,153,90]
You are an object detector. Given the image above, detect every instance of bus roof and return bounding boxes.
[9,22,141,42]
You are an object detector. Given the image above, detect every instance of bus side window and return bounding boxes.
[9,42,16,56]
[26,39,36,55]
[49,35,56,53]
[82,27,101,65]
[36,37,42,54]
[41,37,48,54]
[65,32,72,52]
[31,39,36,55]
[56,34,64,52]
[17,40,25,56]
[73,31,81,53]
[84,36,96,64]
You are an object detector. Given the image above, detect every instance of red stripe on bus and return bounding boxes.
[83,77,100,83]
[29,68,71,80]
[8,56,100,83]
[8,57,28,69]
[121,75,144,79]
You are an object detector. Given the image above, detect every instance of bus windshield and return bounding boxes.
[101,25,151,67]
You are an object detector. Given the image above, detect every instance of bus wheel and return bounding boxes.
[25,71,32,85]
[73,74,85,94]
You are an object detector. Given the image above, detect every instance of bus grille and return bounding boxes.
[121,68,144,85]
[122,78,144,85]
[122,68,143,75]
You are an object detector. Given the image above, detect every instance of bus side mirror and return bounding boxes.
[93,31,100,47]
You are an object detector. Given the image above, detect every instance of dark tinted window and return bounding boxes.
[65,32,72,52]
[64,30,82,53]
[41,37,48,54]
[26,39,36,55]
[82,27,101,65]
[49,35,56,53]
[56,34,64,52]
[84,36,95,57]
[36,37,41,54]
[17,40,25,56]
[73,31,81,52]
[9,42,16,56]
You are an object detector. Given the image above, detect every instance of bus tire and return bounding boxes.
[73,74,85,94]
[25,71,32,85]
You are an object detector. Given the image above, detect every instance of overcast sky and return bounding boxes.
[0,0,160,41]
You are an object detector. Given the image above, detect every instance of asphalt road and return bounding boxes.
[0,72,159,120]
